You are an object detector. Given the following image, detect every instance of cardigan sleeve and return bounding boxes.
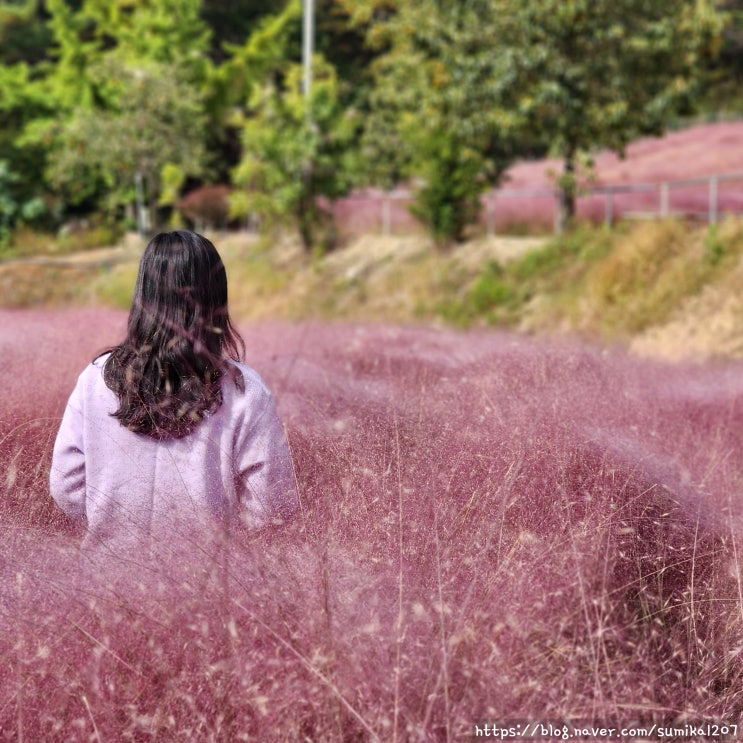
[49,378,87,522]
[233,391,299,530]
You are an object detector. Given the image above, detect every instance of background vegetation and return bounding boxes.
[0,0,733,250]
[3,217,742,363]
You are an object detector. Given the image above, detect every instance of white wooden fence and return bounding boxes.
[336,173,743,236]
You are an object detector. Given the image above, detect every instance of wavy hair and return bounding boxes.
[101,231,245,439]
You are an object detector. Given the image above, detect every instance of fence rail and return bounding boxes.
[332,172,743,236]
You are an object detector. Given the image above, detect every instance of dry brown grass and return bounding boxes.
[0,263,102,307]
[631,219,743,360]
[6,221,743,363]
[580,220,700,334]
[196,233,546,324]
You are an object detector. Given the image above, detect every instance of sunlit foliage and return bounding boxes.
[360,0,525,245]
[11,0,211,225]
[0,0,734,246]
[41,57,208,223]
[230,2,359,251]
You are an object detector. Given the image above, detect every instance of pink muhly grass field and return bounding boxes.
[2,309,743,740]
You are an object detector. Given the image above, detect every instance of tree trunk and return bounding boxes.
[298,162,315,252]
[297,195,314,252]
[146,172,158,234]
[555,151,576,235]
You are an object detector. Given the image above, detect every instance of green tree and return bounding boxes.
[0,1,53,233]
[226,1,359,250]
[211,0,371,187]
[699,0,743,111]
[0,0,52,66]
[315,0,377,107]
[14,0,212,226]
[201,0,292,62]
[42,58,208,228]
[232,55,358,250]
[360,0,523,245]
[503,0,724,232]
[0,159,44,248]
[206,0,302,186]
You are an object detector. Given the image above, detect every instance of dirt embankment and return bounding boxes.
[630,264,743,361]
[241,230,743,364]
[3,229,743,364]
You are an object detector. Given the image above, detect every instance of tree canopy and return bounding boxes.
[360,0,528,244]
[0,0,732,247]
[502,0,724,231]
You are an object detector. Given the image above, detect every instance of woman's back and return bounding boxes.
[49,231,298,551]
[51,355,297,550]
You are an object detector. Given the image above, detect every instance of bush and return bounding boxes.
[409,137,488,247]
[56,220,123,253]
[0,164,46,251]
[3,220,123,260]
[469,261,516,312]
[178,185,231,231]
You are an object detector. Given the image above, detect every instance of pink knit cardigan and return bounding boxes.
[50,355,298,549]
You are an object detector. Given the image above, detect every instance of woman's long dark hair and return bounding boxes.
[102,231,245,439]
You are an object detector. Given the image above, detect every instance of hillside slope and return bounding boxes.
[4,122,743,360]
[630,254,743,360]
[3,221,743,363]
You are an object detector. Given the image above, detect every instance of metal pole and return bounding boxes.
[382,196,391,236]
[303,0,315,99]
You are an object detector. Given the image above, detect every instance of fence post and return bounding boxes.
[709,176,719,225]
[553,191,560,234]
[486,196,496,237]
[382,196,391,236]
[660,182,669,218]
[604,189,614,228]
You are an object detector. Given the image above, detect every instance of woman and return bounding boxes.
[50,231,298,550]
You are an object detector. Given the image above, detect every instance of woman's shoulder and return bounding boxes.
[77,353,110,383]
[71,353,105,379]
[62,353,114,410]
[225,359,272,397]
[219,360,283,438]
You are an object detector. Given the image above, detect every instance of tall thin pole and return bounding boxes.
[301,0,316,250]
[303,0,315,99]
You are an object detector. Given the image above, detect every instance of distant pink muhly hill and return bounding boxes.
[495,121,743,228]
[333,122,743,234]
[505,120,743,188]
